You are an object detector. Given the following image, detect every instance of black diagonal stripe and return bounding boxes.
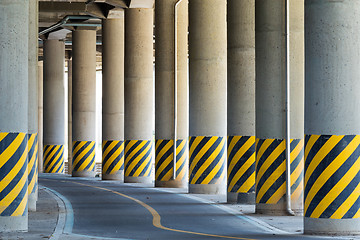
[228,147,255,182]
[305,143,360,217]
[190,137,223,179]
[291,169,304,195]
[256,139,283,173]
[258,171,286,203]
[343,195,360,219]
[128,147,151,176]
[290,139,301,152]
[176,158,186,179]
[0,135,27,182]
[83,153,95,171]
[190,137,212,162]
[103,141,123,162]
[102,141,113,154]
[189,136,196,148]
[209,159,226,184]
[155,141,173,170]
[72,141,81,152]
[291,148,304,174]
[305,135,323,173]
[104,148,124,174]
[73,144,95,171]
[1,176,27,217]
[256,150,286,193]
[126,140,143,158]
[175,141,187,177]
[72,142,91,163]
[0,133,19,155]
[138,154,152,177]
[45,146,62,171]
[157,158,173,181]
[50,150,64,173]
[0,149,28,203]
[195,143,225,184]
[230,161,256,193]
[126,141,151,166]
[228,136,251,161]
[320,168,360,219]
[103,141,123,167]
[305,135,356,202]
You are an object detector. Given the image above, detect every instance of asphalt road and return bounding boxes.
[39,175,338,240]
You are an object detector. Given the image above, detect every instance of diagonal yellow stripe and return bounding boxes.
[103,141,119,162]
[155,139,163,151]
[103,144,123,173]
[228,137,255,177]
[256,141,285,189]
[266,182,286,204]
[228,152,255,192]
[238,172,256,193]
[189,137,217,176]
[304,135,343,186]
[305,135,359,214]
[304,135,321,163]
[291,179,304,203]
[156,140,173,163]
[134,151,152,177]
[227,136,241,158]
[44,145,60,169]
[256,139,274,163]
[156,154,173,180]
[189,136,204,160]
[109,155,124,175]
[46,146,62,172]
[73,141,87,157]
[202,148,226,184]
[125,140,137,156]
[0,133,26,169]
[192,138,225,184]
[43,145,53,160]
[125,142,151,176]
[73,142,94,168]
[77,143,95,171]
[125,141,147,166]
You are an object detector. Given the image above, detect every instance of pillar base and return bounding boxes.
[72,171,96,178]
[28,190,38,212]
[227,192,255,204]
[0,216,27,232]
[304,217,360,235]
[102,171,124,181]
[256,202,303,216]
[189,183,226,195]
[155,179,187,188]
[125,176,152,184]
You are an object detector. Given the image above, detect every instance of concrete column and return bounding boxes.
[124,8,154,184]
[227,0,255,204]
[155,0,188,188]
[102,12,125,181]
[0,0,29,231]
[305,0,360,235]
[255,0,304,215]
[67,58,72,175]
[38,61,44,174]
[43,39,66,174]
[72,29,97,178]
[28,0,39,212]
[189,0,227,194]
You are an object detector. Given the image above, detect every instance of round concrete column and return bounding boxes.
[155,0,188,188]
[102,12,125,181]
[67,58,72,175]
[227,0,255,204]
[0,0,29,231]
[43,39,66,174]
[124,8,154,184]
[189,0,227,194]
[305,0,360,235]
[28,0,39,212]
[72,29,97,178]
[38,61,44,174]
[255,0,304,215]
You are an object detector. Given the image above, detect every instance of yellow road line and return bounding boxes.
[66,180,256,240]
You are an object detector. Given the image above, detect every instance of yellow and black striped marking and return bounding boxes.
[102,140,124,175]
[256,138,304,204]
[227,136,255,193]
[0,132,28,217]
[44,145,64,173]
[305,135,360,219]
[155,139,187,181]
[28,133,38,195]
[125,140,153,177]
[73,141,96,173]
[189,136,226,185]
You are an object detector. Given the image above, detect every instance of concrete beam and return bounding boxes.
[39,2,106,18]
[129,0,154,9]
[95,0,129,8]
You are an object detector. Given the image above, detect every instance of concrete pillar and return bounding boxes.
[28,0,39,212]
[38,61,44,174]
[304,0,360,235]
[124,8,154,184]
[227,0,255,204]
[102,12,125,181]
[67,58,72,175]
[189,0,227,194]
[155,0,188,188]
[72,29,97,178]
[255,0,304,215]
[0,0,29,231]
[43,39,65,174]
